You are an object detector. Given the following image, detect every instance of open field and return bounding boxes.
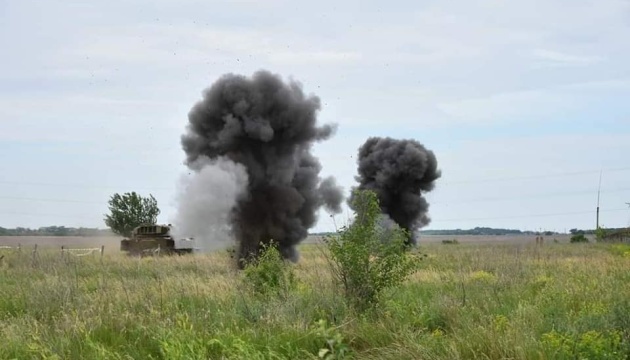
[0,233,584,250]
[0,236,121,249]
[1,240,628,359]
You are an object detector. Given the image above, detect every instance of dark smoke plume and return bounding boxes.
[180,70,343,266]
[352,137,441,244]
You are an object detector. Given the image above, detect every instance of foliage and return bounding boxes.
[541,330,624,359]
[103,192,160,237]
[324,189,421,312]
[313,319,351,360]
[241,241,296,298]
[595,227,609,242]
[570,233,589,243]
[608,244,630,257]
[1,242,630,359]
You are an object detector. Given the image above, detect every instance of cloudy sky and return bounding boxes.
[1,0,629,233]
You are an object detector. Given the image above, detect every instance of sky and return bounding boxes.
[1,0,629,233]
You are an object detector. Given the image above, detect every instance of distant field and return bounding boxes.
[0,236,120,249]
[307,233,582,245]
[0,234,583,251]
[0,233,590,254]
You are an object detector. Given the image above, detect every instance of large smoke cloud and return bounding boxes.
[179,70,343,266]
[352,137,441,244]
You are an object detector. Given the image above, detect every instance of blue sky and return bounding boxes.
[1,0,629,232]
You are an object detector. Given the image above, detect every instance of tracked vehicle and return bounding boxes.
[120,224,196,256]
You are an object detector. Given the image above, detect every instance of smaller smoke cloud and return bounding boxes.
[352,137,441,244]
[319,177,344,214]
[171,156,249,252]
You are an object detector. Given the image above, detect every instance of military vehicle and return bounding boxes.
[120,224,196,256]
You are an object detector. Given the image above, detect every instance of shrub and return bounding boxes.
[241,241,296,298]
[324,190,421,312]
[570,234,589,243]
[442,239,459,245]
[595,227,608,242]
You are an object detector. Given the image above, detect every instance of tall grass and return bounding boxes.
[0,242,628,359]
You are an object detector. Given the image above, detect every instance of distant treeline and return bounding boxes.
[0,226,114,237]
[310,227,559,236]
[414,227,625,236]
[311,226,629,237]
[419,227,557,236]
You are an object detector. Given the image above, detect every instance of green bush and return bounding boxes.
[442,239,459,245]
[570,234,589,243]
[324,190,420,312]
[595,227,608,242]
[241,241,296,298]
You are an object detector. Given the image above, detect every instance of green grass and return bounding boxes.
[0,242,629,359]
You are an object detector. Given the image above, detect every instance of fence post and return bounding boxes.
[100,245,105,263]
[61,245,65,260]
[32,244,38,264]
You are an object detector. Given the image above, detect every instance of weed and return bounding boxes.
[324,190,421,312]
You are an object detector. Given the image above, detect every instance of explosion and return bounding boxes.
[175,70,343,266]
[351,137,441,244]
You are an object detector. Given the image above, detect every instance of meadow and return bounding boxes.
[0,239,629,359]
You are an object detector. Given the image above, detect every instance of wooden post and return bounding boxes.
[100,245,105,263]
[61,245,65,260]
[32,244,38,264]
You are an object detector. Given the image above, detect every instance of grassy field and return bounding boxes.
[0,241,629,359]
[0,233,580,249]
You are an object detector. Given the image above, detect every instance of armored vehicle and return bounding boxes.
[120,224,196,256]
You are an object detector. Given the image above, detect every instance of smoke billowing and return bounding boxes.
[179,70,343,265]
[352,137,441,244]
[171,156,248,252]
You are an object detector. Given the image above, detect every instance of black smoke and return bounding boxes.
[181,70,343,266]
[352,137,441,244]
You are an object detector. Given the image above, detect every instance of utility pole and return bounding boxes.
[596,170,602,229]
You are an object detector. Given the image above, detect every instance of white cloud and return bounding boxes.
[268,51,363,65]
[531,49,605,66]
[437,78,630,124]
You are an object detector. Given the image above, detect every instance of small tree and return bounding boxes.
[104,192,160,237]
[324,189,420,312]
